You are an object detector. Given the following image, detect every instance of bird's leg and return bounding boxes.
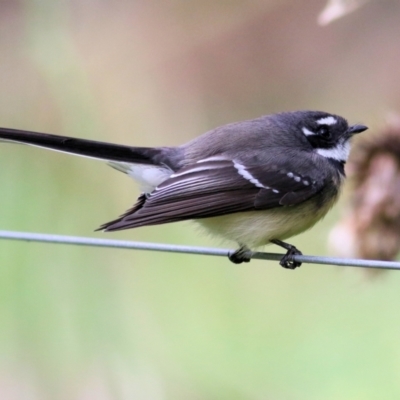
[228,245,252,264]
[270,239,302,269]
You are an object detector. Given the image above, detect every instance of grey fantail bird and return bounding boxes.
[0,111,367,268]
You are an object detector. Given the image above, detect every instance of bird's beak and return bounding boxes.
[347,124,368,135]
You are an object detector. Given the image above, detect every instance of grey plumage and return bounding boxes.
[0,110,367,267]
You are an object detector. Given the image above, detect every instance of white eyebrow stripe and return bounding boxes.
[316,116,337,125]
[302,127,315,136]
[316,141,351,162]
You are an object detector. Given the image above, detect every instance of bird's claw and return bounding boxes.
[228,246,251,264]
[271,239,302,269]
[279,246,302,269]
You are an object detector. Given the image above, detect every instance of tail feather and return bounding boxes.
[0,127,161,164]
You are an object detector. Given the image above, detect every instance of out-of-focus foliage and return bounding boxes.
[0,1,400,399]
[318,0,369,25]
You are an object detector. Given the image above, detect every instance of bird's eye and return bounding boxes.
[318,125,331,139]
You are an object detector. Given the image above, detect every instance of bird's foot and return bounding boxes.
[271,239,302,269]
[228,246,252,264]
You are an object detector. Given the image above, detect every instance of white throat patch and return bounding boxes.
[316,140,351,162]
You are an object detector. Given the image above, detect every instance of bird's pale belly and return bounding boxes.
[197,199,335,247]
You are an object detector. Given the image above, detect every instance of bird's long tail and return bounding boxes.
[0,127,163,165]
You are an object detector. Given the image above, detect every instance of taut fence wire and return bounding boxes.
[0,230,399,270]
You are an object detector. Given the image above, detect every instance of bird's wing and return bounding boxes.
[101,157,324,231]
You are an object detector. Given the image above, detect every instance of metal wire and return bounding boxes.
[0,230,399,270]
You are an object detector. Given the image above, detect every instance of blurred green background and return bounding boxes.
[0,0,400,398]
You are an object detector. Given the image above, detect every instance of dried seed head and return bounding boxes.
[329,116,400,265]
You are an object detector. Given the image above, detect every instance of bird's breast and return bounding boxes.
[197,186,340,247]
